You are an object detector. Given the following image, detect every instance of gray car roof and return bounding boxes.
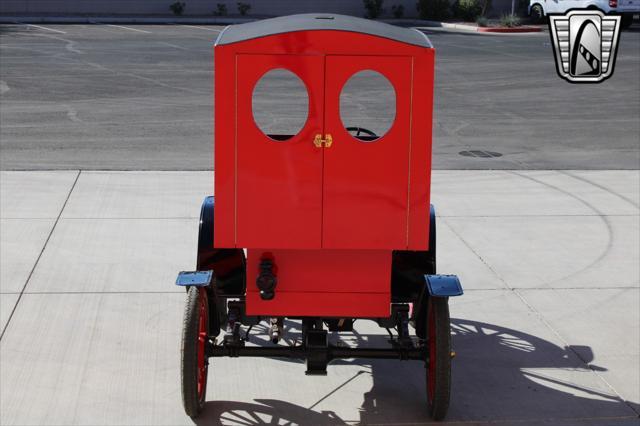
[215,14,432,48]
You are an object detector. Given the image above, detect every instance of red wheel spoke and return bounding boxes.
[196,289,208,399]
[182,284,212,417]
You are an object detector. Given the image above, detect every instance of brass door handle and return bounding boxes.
[324,134,333,148]
[313,134,333,148]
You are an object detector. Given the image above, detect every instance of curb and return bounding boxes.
[0,15,543,30]
[419,20,542,32]
[478,26,542,32]
[431,21,479,31]
[0,15,259,24]
[0,15,441,26]
[0,15,543,33]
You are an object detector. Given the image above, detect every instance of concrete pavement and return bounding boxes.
[0,170,638,425]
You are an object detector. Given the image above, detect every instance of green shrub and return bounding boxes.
[416,0,450,20]
[453,0,482,21]
[499,12,521,27]
[476,15,488,26]
[363,0,385,18]
[237,2,251,15]
[213,3,227,16]
[392,4,405,18]
[169,1,186,15]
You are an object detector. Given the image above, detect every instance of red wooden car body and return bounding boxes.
[213,14,435,318]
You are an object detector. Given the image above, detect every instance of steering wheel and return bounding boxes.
[346,126,378,139]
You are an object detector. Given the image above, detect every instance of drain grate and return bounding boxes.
[458,150,503,158]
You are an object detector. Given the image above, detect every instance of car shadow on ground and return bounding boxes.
[193,319,639,425]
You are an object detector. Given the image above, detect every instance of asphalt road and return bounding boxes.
[0,22,639,170]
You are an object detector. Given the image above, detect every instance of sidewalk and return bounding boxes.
[419,20,543,33]
[0,14,260,24]
[1,170,638,425]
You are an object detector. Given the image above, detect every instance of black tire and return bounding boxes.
[621,14,633,29]
[392,205,436,301]
[426,297,451,421]
[530,4,544,23]
[197,196,246,337]
[393,205,436,338]
[181,286,210,418]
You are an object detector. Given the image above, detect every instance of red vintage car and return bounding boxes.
[176,13,463,421]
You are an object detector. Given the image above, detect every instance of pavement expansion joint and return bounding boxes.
[0,170,81,340]
[512,287,638,416]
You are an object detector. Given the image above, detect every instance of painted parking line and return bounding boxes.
[105,24,151,34]
[22,23,67,34]
[158,41,189,51]
[179,24,222,32]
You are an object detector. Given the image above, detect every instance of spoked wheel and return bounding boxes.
[181,286,210,418]
[426,296,451,421]
[530,4,544,24]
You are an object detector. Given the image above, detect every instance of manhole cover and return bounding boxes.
[458,150,503,158]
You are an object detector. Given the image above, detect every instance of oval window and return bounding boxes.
[252,68,309,141]
[339,70,396,142]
